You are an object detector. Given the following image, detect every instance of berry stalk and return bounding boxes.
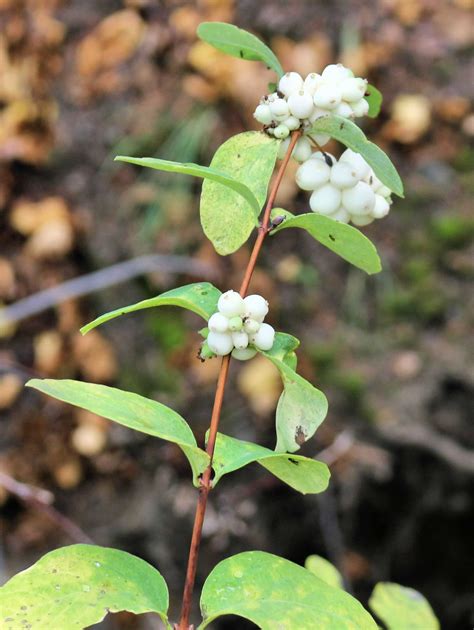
[177,130,301,629]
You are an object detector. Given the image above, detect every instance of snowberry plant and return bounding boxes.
[0,23,440,630]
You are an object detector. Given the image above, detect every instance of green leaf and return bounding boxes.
[365,84,383,118]
[369,582,440,630]
[26,379,209,486]
[261,338,328,453]
[199,551,378,630]
[115,155,261,214]
[197,22,284,77]
[0,544,171,629]
[309,115,404,197]
[272,211,382,274]
[305,555,344,589]
[211,432,330,494]
[263,331,300,370]
[200,132,279,255]
[80,282,221,335]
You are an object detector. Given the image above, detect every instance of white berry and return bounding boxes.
[310,184,342,215]
[278,72,304,97]
[313,84,342,109]
[274,124,290,139]
[351,98,369,117]
[292,137,312,162]
[244,294,269,322]
[284,116,301,131]
[335,102,354,118]
[378,185,392,198]
[251,323,275,351]
[207,331,233,356]
[330,161,359,189]
[372,194,391,219]
[217,290,245,317]
[288,90,314,118]
[232,331,249,350]
[303,72,323,95]
[277,138,290,159]
[342,181,375,215]
[232,347,258,361]
[243,318,260,334]
[270,98,290,119]
[339,149,371,180]
[296,158,331,190]
[321,63,354,81]
[253,104,273,125]
[351,214,375,227]
[341,78,367,102]
[330,207,350,223]
[208,312,229,333]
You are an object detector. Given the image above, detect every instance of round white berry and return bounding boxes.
[303,72,323,94]
[292,137,312,162]
[372,194,391,219]
[243,318,260,334]
[274,124,290,139]
[231,347,258,361]
[243,294,269,322]
[228,316,243,332]
[278,72,304,97]
[321,63,354,81]
[351,98,369,117]
[342,181,375,215]
[208,312,229,333]
[330,207,350,223]
[351,214,375,227]
[217,290,245,318]
[296,158,331,190]
[341,78,368,102]
[313,84,342,109]
[288,90,314,118]
[253,104,273,125]
[339,149,371,179]
[330,161,359,189]
[335,102,354,118]
[207,331,233,356]
[232,331,249,350]
[283,115,301,131]
[310,184,342,215]
[270,98,290,120]
[251,323,275,351]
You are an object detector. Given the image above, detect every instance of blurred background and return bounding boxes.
[0,0,473,628]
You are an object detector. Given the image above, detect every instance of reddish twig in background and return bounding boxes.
[177,131,301,630]
[0,471,93,544]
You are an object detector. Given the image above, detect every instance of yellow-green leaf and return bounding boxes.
[199,551,378,629]
[0,545,171,629]
[305,555,344,589]
[26,379,209,486]
[369,582,440,630]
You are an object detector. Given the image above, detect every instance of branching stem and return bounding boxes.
[177,130,301,629]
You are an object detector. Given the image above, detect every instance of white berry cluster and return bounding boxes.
[295,148,392,226]
[254,64,369,154]
[206,291,275,360]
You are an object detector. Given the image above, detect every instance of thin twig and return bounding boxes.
[0,471,93,544]
[177,131,301,630]
[0,255,218,327]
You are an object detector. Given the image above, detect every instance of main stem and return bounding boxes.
[177,131,301,629]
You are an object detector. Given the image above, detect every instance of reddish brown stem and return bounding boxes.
[177,130,301,630]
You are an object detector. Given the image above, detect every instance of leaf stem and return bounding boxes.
[177,130,301,629]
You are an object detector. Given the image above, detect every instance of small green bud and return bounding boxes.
[228,316,243,332]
